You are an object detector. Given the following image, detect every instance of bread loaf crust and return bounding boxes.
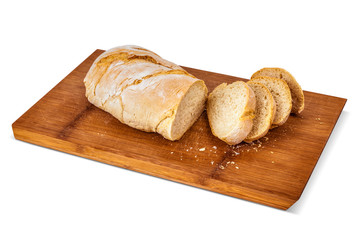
[84,45,208,140]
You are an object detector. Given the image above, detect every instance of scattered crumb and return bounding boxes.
[189,147,193,150]
[170,152,174,154]
[231,161,235,164]
[263,137,269,141]
[235,166,239,169]
[212,146,217,150]
[270,151,274,154]
[186,149,189,152]
[211,160,214,165]
[194,155,197,158]
[271,161,275,164]
[199,147,205,151]
[316,117,321,120]
[219,165,225,170]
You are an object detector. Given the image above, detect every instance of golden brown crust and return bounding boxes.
[84,45,208,140]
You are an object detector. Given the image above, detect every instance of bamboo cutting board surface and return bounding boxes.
[12,50,346,210]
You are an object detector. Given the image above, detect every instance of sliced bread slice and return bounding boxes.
[245,82,276,142]
[250,76,292,128]
[251,67,304,114]
[207,81,256,145]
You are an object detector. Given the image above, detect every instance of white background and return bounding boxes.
[1,0,359,239]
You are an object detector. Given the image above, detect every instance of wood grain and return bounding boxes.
[12,49,347,210]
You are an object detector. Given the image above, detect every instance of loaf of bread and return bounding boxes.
[207,81,256,145]
[245,82,276,142]
[251,68,304,114]
[84,45,208,141]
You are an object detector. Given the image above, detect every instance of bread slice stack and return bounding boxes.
[207,67,304,145]
[250,76,292,128]
[244,81,276,142]
[251,68,305,114]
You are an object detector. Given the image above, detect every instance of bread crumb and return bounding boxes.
[270,151,274,154]
[219,165,225,170]
[212,146,217,150]
[211,160,214,165]
[271,161,275,164]
[199,147,205,151]
[235,166,239,169]
[263,137,269,141]
[170,152,174,154]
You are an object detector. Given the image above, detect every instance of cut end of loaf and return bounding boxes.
[207,81,256,145]
[157,80,208,141]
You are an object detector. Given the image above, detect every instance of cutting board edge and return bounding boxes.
[12,124,297,210]
[293,102,347,202]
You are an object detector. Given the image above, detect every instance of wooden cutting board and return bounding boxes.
[12,49,346,210]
